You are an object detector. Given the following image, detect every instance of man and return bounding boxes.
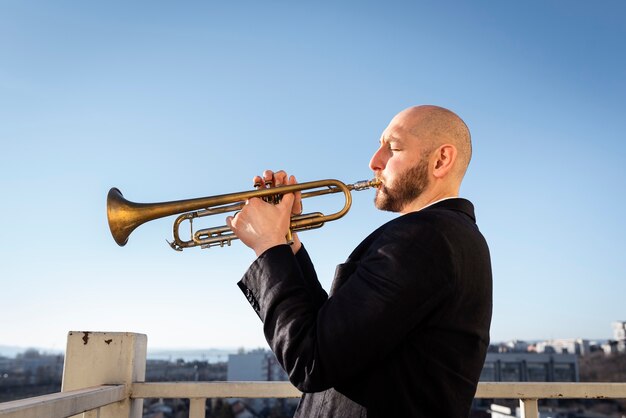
[227,105,492,417]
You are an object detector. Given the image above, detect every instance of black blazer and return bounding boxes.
[238,198,492,417]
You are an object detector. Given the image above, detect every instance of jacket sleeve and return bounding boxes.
[294,244,328,308]
[237,221,456,392]
[238,245,328,319]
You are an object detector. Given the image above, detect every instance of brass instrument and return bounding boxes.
[107,178,380,251]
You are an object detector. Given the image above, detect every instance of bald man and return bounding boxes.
[228,105,492,417]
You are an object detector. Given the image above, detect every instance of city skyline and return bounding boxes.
[1,1,625,351]
[1,322,624,359]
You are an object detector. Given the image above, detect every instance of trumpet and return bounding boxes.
[107,178,381,251]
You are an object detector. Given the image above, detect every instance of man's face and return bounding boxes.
[369,110,432,213]
[373,155,429,212]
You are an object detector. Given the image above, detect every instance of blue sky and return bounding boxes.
[1,1,625,352]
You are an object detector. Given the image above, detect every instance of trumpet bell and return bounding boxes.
[107,188,138,247]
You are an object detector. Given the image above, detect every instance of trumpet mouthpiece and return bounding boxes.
[351,179,381,191]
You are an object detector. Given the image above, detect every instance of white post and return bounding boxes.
[62,332,147,418]
[519,398,539,418]
[189,398,206,418]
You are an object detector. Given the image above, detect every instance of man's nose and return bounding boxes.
[369,146,386,171]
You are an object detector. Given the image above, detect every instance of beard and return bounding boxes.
[374,159,429,213]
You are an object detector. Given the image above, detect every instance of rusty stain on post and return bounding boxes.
[82,332,91,345]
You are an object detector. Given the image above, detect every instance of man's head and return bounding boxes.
[369,105,472,213]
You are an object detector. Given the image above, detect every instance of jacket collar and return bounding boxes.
[420,197,476,222]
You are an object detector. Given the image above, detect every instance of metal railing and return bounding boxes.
[0,385,126,418]
[1,332,625,418]
[131,381,626,418]
[3,381,626,418]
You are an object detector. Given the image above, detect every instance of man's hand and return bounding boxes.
[227,170,302,256]
[253,170,303,216]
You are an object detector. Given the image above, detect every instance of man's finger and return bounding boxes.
[278,192,295,211]
[263,170,274,186]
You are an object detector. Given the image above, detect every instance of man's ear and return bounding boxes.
[432,144,457,178]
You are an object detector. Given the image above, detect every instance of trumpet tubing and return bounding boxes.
[107,178,380,251]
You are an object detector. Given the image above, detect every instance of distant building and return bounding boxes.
[227,349,294,418]
[480,353,578,382]
[488,403,597,418]
[489,403,516,418]
[227,349,288,382]
[601,321,626,355]
[498,340,531,353]
[612,321,626,341]
[602,339,626,355]
[534,338,591,356]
